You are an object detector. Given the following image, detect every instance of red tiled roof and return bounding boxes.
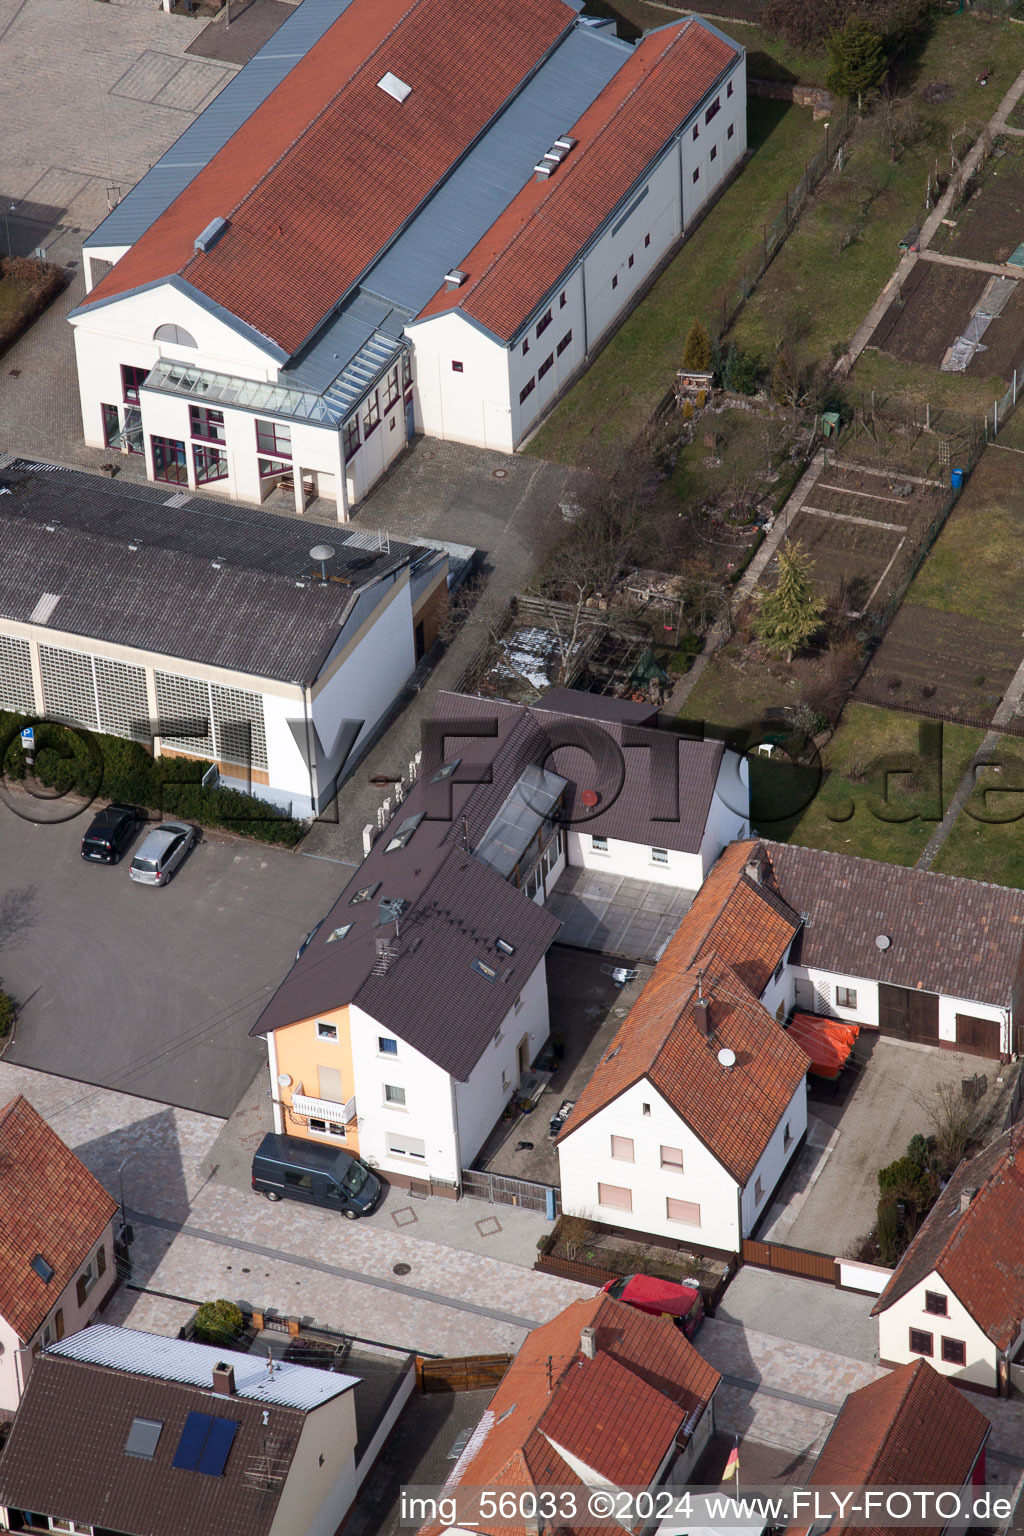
[0,1095,117,1342]
[414,18,739,341]
[423,1294,720,1536]
[558,842,808,1182]
[873,1123,1024,1349]
[792,1360,989,1536]
[84,0,576,353]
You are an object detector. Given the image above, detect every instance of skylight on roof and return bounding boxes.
[496,938,515,957]
[125,1418,163,1460]
[30,1254,54,1284]
[385,812,424,853]
[327,924,353,943]
[472,958,499,983]
[350,882,381,905]
[432,759,461,783]
[378,70,412,103]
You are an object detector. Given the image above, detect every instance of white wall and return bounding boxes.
[739,1080,806,1237]
[791,969,1009,1053]
[406,310,515,451]
[700,757,750,878]
[558,1078,742,1252]
[508,275,586,443]
[454,956,551,1167]
[876,1274,998,1390]
[566,830,703,890]
[267,1389,359,1536]
[580,145,681,354]
[349,1004,460,1186]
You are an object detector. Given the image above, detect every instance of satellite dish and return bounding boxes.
[876,934,891,951]
[309,543,335,581]
[581,789,599,807]
[717,1047,736,1069]
[277,1073,292,1087]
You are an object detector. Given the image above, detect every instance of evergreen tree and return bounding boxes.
[825,18,886,110]
[681,319,712,371]
[752,540,825,661]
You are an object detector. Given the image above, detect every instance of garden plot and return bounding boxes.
[868,258,1024,382]
[785,463,945,617]
[856,603,1022,719]
[943,144,1024,266]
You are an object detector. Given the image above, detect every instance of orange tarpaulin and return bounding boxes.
[787,1012,860,1080]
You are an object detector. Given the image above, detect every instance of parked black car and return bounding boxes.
[252,1133,383,1219]
[80,804,143,864]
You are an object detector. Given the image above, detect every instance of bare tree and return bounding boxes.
[878,82,920,164]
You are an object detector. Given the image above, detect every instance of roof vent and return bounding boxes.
[693,998,711,1037]
[194,216,229,254]
[534,162,555,181]
[444,270,467,291]
[580,1326,597,1359]
[378,71,412,103]
[960,1189,977,1214]
[534,136,578,181]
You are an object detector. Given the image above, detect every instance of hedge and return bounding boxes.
[0,256,67,356]
[0,710,303,846]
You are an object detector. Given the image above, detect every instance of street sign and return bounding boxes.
[20,727,34,748]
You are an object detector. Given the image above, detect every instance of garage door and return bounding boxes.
[879,983,939,1043]
[955,1013,1002,1059]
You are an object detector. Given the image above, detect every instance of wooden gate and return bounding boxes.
[741,1239,836,1284]
[416,1354,513,1392]
[955,1013,1002,1059]
[879,983,939,1044]
[461,1168,560,1215]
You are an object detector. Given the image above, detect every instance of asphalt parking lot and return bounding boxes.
[0,794,344,1115]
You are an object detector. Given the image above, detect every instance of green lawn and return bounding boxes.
[730,15,1024,379]
[757,703,984,864]
[526,97,824,462]
[680,644,801,743]
[905,448,1024,628]
[934,733,1024,888]
[846,348,1001,419]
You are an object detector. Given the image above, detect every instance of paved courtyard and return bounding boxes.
[0,801,342,1114]
[545,866,696,962]
[761,1034,1019,1258]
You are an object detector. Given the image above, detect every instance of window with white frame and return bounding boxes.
[660,1145,684,1171]
[611,1135,634,1161]
[513,994,523,1013]
[591,835,609,853]
[651,847,669,865]
[598,1182,632,1211]
[378,1036,398,1055]
[755,1176,764,1203]
[384,1084,406,1106]
[316,1019,338,1041]
[836,986,858,1008]
[309,1118,346,1138]
[666,1197,701,1226]
[387,1132,426,1159]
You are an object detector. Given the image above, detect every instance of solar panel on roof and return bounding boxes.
[197,1417,239,1476]
[172,1411,211,1471]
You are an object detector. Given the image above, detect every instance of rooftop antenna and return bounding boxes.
[462,815,470,852]
[696,966,705,1003]
[309,543,335,582]
[546,1355,553,1393]
[265,1348,275,1378]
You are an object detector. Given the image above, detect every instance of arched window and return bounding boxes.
[153,323,197,347]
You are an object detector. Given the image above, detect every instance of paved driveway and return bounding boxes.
[0,800,343,1114]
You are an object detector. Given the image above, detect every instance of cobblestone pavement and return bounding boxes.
[0,1061,589,1353]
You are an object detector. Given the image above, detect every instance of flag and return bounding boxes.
[721,1442,740,1482]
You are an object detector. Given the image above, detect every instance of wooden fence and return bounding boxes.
[416,1353,513,1393]
[461,1167,561,1216]
[741,1238,837,1284]
[534,1252,618,1286]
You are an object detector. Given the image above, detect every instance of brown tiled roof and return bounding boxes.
[0,1095,117,1342]
[0,1353,307,1536]
[872,1124,1024,1349]
[533,689,659,727]
[765,842,1024,1008]
[434,692,727,857]
[415,18,739,341]
[423,1293,720,1536]
[558,843,808,1181]
[84,0,576,354]
[801,1360,988,1536]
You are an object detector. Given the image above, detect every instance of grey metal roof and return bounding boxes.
[351,25,631,320]
[85,0,351,253]
[51,1325,357,1409]
[284,290,408,399]
[0,462,424,683]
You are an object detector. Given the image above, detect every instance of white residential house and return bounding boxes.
[0,1095,119,1417]
[70,0,746,515]
[872,1124,1024,1394]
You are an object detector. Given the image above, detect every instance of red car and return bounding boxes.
[601,1273,704,1339]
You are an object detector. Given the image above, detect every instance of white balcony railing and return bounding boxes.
[292,1090,357,1125]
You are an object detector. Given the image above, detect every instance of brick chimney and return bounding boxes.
[212,1361,236,1396]
[693,998,711,1036]
[580,1326,597,1360]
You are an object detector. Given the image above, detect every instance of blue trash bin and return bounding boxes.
[951,467,964,489]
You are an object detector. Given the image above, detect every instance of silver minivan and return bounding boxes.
[128,821,197,885]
